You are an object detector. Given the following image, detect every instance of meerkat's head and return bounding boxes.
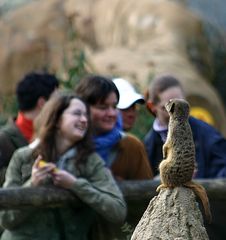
[165,98,190,120]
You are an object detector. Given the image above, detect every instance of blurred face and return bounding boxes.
[59,98,88,146]
[120,104,137,131]
[153,86,185,126]
[91,92,118,135]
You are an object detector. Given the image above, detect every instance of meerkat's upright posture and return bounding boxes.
[157,98,212,222]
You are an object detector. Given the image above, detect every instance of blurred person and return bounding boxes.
[0,72,59,185]
[0,91,126,240]
[113,78,145,132]
[144,74,226,178]
[75,75,153,180]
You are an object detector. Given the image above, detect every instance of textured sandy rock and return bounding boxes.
[131,187,209,240]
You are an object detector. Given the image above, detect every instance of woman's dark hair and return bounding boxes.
[74,75,119,105]
[34,90,93,166]
[148,74,184,104]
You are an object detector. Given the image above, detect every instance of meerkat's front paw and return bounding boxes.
[156,184,167,192]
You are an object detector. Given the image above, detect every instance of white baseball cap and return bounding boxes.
[113,78,145,109]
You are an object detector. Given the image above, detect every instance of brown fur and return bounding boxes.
[157,98,212,223]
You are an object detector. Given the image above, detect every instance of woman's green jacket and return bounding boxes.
[0,146,127,240]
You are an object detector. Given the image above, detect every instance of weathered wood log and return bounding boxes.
[0,179,225,209]
[0,179,225,239]
[120,178,226,200]
[0,186,80,209]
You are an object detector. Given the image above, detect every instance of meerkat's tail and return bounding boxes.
[183,181,212,224]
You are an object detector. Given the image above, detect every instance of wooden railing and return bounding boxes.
[0,179,225,240]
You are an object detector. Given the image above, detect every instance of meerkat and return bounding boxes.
[157,98,212,223]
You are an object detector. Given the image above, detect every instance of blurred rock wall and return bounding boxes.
[0,0,226,135]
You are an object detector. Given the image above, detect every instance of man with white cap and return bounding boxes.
[113,78,145,131]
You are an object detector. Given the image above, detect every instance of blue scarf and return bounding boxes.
[94,114,123,167]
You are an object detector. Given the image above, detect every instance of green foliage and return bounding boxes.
[121,222,135,240]
[0,95,18,126]
[131,105,154,140]
[57,13,91,90]
[59,49,88,89]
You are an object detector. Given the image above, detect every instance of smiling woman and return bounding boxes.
[58,98,89,148]
[0,90,126,240]
[75,74,153,181]
[90,92,119,135]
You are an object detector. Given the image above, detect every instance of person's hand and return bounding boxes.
[31,155,56,186]
[52,170,77,189]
